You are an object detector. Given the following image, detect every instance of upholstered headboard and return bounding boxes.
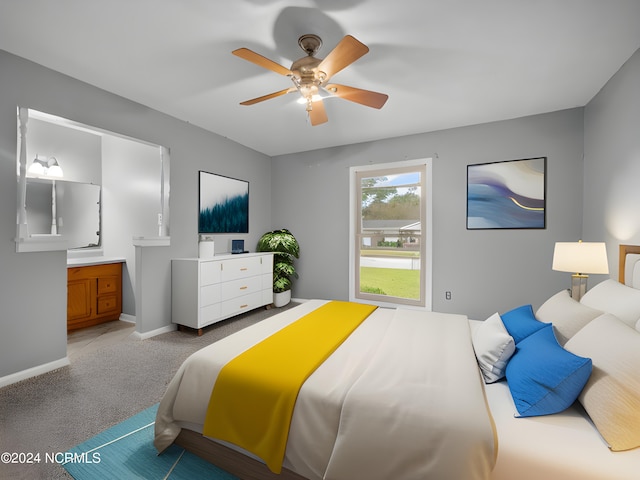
[619,244,640,288]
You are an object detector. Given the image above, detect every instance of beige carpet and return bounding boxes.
[0,303,299,479]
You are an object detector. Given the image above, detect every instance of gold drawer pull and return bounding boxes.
[240,286,248,290]
[240,267,248,271]
[240,304,249,309]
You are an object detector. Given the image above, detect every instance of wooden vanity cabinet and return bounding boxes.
[67,262,122,331]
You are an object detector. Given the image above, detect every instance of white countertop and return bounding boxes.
[67,256,126,267]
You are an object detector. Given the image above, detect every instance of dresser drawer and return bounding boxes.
[262,288,273,306]
[220,291,262,318]
[221,256,262,282]
[261,272,272,290]
[200,284,221,308]
[221,275,262,299]
[97,294,118,314]
[98,276,118,294]
[200,303,222,325]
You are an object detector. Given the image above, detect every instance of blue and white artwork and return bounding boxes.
[199,171,249,233]
[467,157,546,229]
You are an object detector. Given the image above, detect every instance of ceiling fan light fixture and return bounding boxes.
[296,94,322,104]
[300,84,318,97]
[296,85,334,104]
[233,34,387,125]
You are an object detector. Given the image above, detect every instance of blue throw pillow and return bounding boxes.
[501,304,548,344]
[505,324,592,417]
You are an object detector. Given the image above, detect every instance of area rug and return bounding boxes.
[63,404,239,479]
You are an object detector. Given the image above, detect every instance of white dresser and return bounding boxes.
[171,252,273,334]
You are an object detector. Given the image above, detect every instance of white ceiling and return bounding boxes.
[1,1,639,157]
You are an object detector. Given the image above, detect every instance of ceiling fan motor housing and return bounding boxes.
[291,55,325,83]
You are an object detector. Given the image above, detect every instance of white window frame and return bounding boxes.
[349,158,433,310]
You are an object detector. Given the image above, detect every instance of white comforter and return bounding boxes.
[155,300,497,480]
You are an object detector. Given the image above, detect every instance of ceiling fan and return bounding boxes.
[232,34,388,126]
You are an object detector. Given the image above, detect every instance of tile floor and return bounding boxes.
[67,320,136,360]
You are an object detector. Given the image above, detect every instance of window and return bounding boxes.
[349,159,432,309]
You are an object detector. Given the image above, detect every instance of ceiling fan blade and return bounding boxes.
[232,48,293,76]
[308,99,328,126]
[325,84,388,109]
[317,35,369,80]
[239,88,296,106]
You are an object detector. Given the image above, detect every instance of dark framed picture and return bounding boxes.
[198,171,249,234]
[467,157,546,229]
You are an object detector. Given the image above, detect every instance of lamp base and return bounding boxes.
[570,274,588,301]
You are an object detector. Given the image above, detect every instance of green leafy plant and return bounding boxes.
[256,229,300,293]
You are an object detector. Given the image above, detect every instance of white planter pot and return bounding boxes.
[273,290,291,307]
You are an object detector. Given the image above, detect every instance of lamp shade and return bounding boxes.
[28,156,63,178]
[47,160,63,178]
[552,242,609,274]
[29,157,48,175]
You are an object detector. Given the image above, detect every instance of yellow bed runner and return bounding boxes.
[202,301,377,473]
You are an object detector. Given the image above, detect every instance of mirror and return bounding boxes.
[16,107,169,253]
[25,179,101,249]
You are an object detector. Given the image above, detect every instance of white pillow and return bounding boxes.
[580,279,640,328]
[472,312,515,383]
[565,313,640,451]
[536,289,602,345]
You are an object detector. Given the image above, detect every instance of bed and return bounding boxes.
[155,244,640,480]
[483,244,640,480]
[155,302,497,480]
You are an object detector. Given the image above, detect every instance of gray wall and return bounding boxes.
[0,50,271,379]
[583,47,640,279]
[272,109,585,320]
[102,135,162,316]
[2,44,639,383]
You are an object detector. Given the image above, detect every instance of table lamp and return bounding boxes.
[552,241,609,300]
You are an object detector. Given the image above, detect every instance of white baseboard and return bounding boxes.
[0,357,70,389]
[119,313,136,324]
[129,323,176,340]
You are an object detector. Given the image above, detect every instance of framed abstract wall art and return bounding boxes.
[467,157,546,229]
[198,171,249,234]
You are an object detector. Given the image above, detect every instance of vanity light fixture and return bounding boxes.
[552,240,609,300]
[28,155,63,178]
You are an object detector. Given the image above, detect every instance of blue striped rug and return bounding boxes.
[63,404,239,479]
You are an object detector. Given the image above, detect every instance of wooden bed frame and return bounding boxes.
[619,244,640,283]
[172,244,640,480]
[175,428,308,480]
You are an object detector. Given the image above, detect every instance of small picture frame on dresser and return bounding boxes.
[231,239,247,254]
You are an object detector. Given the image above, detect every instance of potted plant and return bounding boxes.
[257,228,300,307]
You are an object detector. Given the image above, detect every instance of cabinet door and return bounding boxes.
[201,260,222,286]
[68,278,92,322]
[261,254,274,274]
